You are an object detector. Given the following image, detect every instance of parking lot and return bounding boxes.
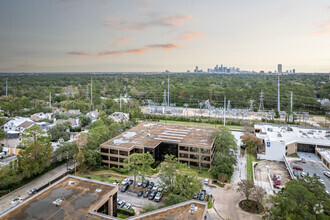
[288,152,330,192]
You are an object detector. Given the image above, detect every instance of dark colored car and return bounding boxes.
[28,188,38,195]
[120,184,130,192]
[212,179,217,184]
[142,180,150,188]
[143,189,150,198]
[314,173,320,179]
[199,190,206,201]
[154,192,163,202]
[293,170,298,177]
[128,180,133,186]
[293,165,303,170]
[137,190,144,197]
[149,182,154,188]
[148,190,157,200]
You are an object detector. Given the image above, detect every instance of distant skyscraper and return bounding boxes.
[278,64,282,74]
[220,64,223,72]
[194,66,199,73]
[293,69,295,74]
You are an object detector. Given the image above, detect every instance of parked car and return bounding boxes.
[137,190,144,197]
[11,198,22,205]
[117,200,126,208]
[149,182,155,188]
[137,180,143,187]
[204,179,209,185]
[301,158,306,163]
[121,178,129,185]
[154,192,163,202]
[142,180,150,188]
[123,203,131,209]
[293,170,298,177]
[148,190,157,200]
[143,189,150,198]
[199,190,206,201]
[194,193,199,199]
[323,171,330,178]
[307,172,313,177]
[212,179,218,184]
[120,184,130,192]
[152,184,159,191]
[28,188,38,195]
[128,180,134,186]
[313,173,320,179]
[157,187,163,192]
[293,165,303,170]
[301,172,306,177]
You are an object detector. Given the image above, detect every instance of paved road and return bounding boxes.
[231,131,246,185]
[0,162,74,213]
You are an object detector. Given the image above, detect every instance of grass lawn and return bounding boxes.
[287,153,299,158]
[246,153,254,182]
[117,214,127,219]
[158,120,243,130]
[78,173,125,184]
[189,165,214,179]
[207,197,213,209]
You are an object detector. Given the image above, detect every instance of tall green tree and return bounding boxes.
[48,122,71,142]
[159,154,183,191]
[240,132,262,155]
[17,125,52,178]
[124,153,142,187]
[264,177,330,219]
[172,166,203,198]
[55,142,78,162]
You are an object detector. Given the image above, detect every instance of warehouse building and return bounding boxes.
[100,122,217,168]
[254,124,330,168]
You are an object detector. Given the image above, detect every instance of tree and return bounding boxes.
[253,185,266,204]
[17,125,52,178]
[237,180,255,201]
[164,193,188,206]
[212,127,237,155]
[47,122,71,142]
[79,115,92,127]
[55,142,78,162]
[264,178,330,219]
[240,132,262,155]
[0,112,6,148]
[123,153,142,187]
[139,152,155,182]
[211,153,236,179]
[159,154,182,191]
[172,167,203,199]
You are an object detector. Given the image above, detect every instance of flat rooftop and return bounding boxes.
[101,122,217,150]
[255,124,330,147]
[316,147,330,162]
[1,176,118,220]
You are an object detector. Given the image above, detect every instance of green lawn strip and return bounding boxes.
[157,120,243,130]
[246,153,254,182]
[207,197,213,209]
[78,173,125,184]
[287,153,299,158]
[117,214,127,219]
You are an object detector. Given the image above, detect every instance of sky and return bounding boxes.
[0,0,329,73]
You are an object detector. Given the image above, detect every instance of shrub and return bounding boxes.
[164,193,188,206]
[140,203,158,214]
[117,207,135,216]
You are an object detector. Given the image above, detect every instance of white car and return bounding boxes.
[204,179,209,185]
[11,198,22,205]
[152,184,158,191]
[319,179,325,185]
[123,203,131,209]
[323,171,330,178]
[121,178,129,185]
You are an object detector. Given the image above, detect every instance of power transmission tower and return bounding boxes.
[5,78,8,96]
[259,90,264,112]
[224,96,226,126]
[162,90,167,106]
[49,92,51,108]
[90,77,93,106]
[277,75,280,113]
[227,100,231,112]
[249,100,254,112]
[167,76,170,107]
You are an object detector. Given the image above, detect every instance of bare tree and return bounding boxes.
[252,185,266,204]
[237,180,255,201]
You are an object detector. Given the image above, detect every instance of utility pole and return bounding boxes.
[90,76,93,106]
[120,94,122,111]
[5,78,8,96]
[290,92,293,113]
[259,90,264,112]
[224,96,226,126]
[167,76,170,107]
[277,75,280,113]
[49,92,51,108]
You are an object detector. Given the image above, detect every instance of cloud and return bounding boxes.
[312,20,330,35]
[112,37,131,46]
[104,15,193,32]
[67,43,180,57]
[178,32,204,41]
[17,64,36,67]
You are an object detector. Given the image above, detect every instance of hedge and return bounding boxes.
[117,207,135,216]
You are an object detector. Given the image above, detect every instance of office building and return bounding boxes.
[278,64,282,74]
[100,122,217,169]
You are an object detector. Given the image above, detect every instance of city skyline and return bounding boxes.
[0,0,330,73]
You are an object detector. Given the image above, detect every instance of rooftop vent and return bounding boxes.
[53,198,63,207]
[190,204,198,213]
[146,134,151,137]
[96,189,102,192]
[68,181,75,185]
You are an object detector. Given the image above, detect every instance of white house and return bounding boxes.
[3,117,34,133]
[109,112,129,123]
[30,112,52,121]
